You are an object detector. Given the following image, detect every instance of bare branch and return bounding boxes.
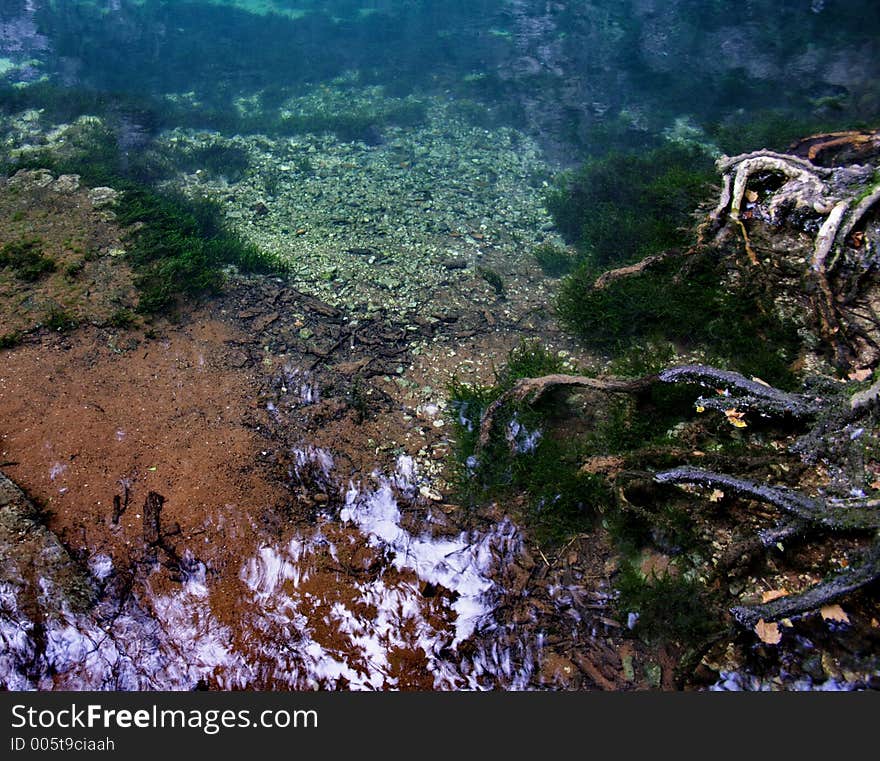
[477,373,655,448]
[731,542,880,628]
[655,466,880,531]
[658,365,824,418]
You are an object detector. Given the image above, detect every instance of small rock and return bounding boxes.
[252,312,279,332]
[538,652,578,687]
[418,485,443,502]
[10,168,54,189]
[644,662,662,688]
[51,174,81,193]
[442,259,468,270]
[227,350,249,368]
[87,186,120,208]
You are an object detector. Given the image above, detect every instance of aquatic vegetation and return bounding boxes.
[476,265,505,297]
[614,562,723,647]
[107,308,136,329]
[63,260,85,281]
[171,142,252,183]
[448,341,607,544]
[543,144,714,268]
[278,98,427,143]
[3,113,283,313]
[116,187,283,313]
[0,237,55,282]
[556,251,801,389]
[532,242,576,278]
[43,305,78,332]
[0,331,23,349]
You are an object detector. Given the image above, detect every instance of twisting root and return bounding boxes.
[654,466,880,531]
[730,542,880,627]
[708,145,880,368]
[477,373,655,448]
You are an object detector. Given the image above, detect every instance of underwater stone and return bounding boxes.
[87,186,120,208]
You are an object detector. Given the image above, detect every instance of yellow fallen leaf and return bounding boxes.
[754,618,782,644]
[745,189,759,203]
[708,489,725,502]
[724,408,748,428]
[695,405,705,413]
[871,618,879,629]
[820,604,849,624]
[761,589,788,603]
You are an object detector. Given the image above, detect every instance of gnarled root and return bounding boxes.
[478,363,826,449]
[730,542,880,628]
[657,365,825,419]
[477,372,656,448]
[656,466,880,629]
[707,145,880,369]
[655,466,880,532]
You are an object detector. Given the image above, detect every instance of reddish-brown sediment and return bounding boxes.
[0,318,286,579]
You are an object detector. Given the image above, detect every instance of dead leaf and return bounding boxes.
[579,455,626,476]
[724,408,748,428]
[745,189,759,203]
[848,368,872,382]
[751,376,771,387]
[820,604,850,624]
[754,618,782,644]
[708,489,725,502]
[761,589,788,603]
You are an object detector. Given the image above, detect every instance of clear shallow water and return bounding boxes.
[1,0,879,693]
[1,455,538,690]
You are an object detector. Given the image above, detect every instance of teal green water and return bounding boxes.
[3,1,879,160]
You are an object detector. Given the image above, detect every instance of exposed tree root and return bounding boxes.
[657,365,825,419]
[654,466,880,531]
[730,542,880,628]
[477,372,655,447]
[591,249,681,290]
[473,140,880,664]
[789,129,880,165]
[478,363,825,448]
[706,146,880,369]
[477,354,879,639]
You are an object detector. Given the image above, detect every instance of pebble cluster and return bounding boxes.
[165,87,562,318]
